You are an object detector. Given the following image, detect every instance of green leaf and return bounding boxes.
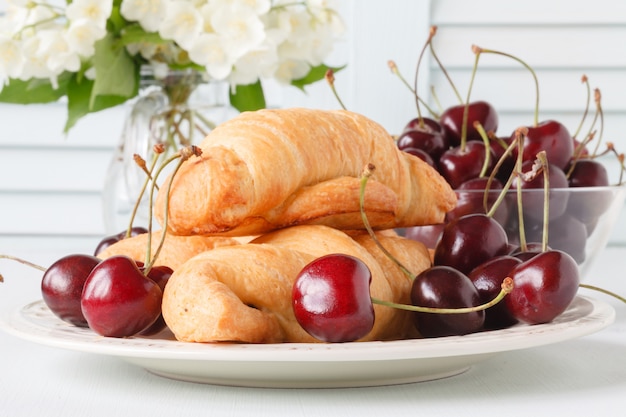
[0,74,70,104]
[229,81,266,112]
[91,32,139,105]
[119,24,165,46]
[291,64,346,91]
[63,74,130,132]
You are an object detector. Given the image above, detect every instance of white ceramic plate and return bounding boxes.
[0,296,615,388]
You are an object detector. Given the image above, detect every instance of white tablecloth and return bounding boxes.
[1,240,624,417]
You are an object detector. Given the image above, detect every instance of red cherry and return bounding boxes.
[403,224,444,248]
[41,254,101,327]
[80,255,163,338]
[468,255,521,329]
[439,100,499,147]
[410,266,485,337]
[446,177,509,224]
[292,254,375,343]
[566,159,613,223]
[511,120,574,170]
[94,226,148,256]
[397,117,448,160]
[505,250,580,325]
[137,264,173,336]
[438,141,496,189]
[512,160,570,222]
[402,147,436,168]
[434,213,509,275]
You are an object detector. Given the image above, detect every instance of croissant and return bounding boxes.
[161,225,431,343]
[154,108,456,236]
[96,230,242,270]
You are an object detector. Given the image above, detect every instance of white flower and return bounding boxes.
[188,33,233,80]
[0,35,25,86]
[273,59,310,84]
[229,42,278,85]
[158,1,203,50]
[210,5,265,59]
[66,0,113,29]
[36,29,81,76]
[65,19,107,57]
[120,0,167,33]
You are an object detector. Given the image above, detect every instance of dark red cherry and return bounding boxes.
[292,254,375,343]
[512,160,570,222]
[80,255,163,338]
[439,100,499,147]
[138,264,173,335]
[468,256,521,329]
[402,147,436,168]
[566,159,613,223]
[403,224,444,249]
[505,250,580,325]
[41,254,101,327]
[438,141,496,189]
[397,117,448,160]
[410,266,485,337]
[434,213,509,275]
[446,177,509,224]
[94,226,149,256]
[511,120,574,170]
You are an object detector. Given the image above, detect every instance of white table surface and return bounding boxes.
[1,239,625,417]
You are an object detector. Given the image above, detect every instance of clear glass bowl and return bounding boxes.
[404,185,626,279]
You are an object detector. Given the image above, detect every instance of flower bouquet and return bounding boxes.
[0,0,345,132]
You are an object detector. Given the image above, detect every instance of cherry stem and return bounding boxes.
[536,151,550,252]
[580,283,626,305]
[359,164,415,281]
[0,254,47,281]
[325,69,347,110]
[591,88,605,157]
[473,121,492,178]
[430,26,463,104]
[458,45,481,149]
[144,146,202,274]
[514,129,529,251]
[387,60,438,118]
[474,46,540,127]
[572,74,590,140]
[127,147,163,238]
[411,26,437,124]
[373,277,514,314]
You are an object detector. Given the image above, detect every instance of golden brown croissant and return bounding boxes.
[96,229,242,270]
[154,108,456,236]
[161,225,431,343]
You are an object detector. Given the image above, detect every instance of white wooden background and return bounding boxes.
[1,0,625,257]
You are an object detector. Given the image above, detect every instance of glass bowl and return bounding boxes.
[403,185,626,279]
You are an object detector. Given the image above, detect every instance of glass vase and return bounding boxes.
[102,67,238,233]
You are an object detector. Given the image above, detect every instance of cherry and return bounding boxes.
[410,266,485,337]
[397,117,448,160]
[41,254,101,327]
[438,141,496,189]
[137,264,173,335]
[505,250,580,325]
[94,226,149,256]
[512,160,570,222]
[403,223,444,248]
[402,147,436,168]
[80,255,163,338]
[446,177,509,224]
[511,120,574,170]
[434,213,509,275]
[566,158,612,223]
[544,214,588,264]
[292,254,375,343]
[439,100,499,147]
[468,255,521,329]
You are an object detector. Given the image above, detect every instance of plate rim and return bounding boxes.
[0,295,615,363]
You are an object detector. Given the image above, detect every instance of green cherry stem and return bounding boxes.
[473,45,540,127]
[325,69,347,110]
[359,164,415,281]
[579,284,626,304]
[373,277,514,314]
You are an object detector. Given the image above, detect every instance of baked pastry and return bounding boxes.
[161,225,431,343]
[154,108,456,236]
[96,229,242,270]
